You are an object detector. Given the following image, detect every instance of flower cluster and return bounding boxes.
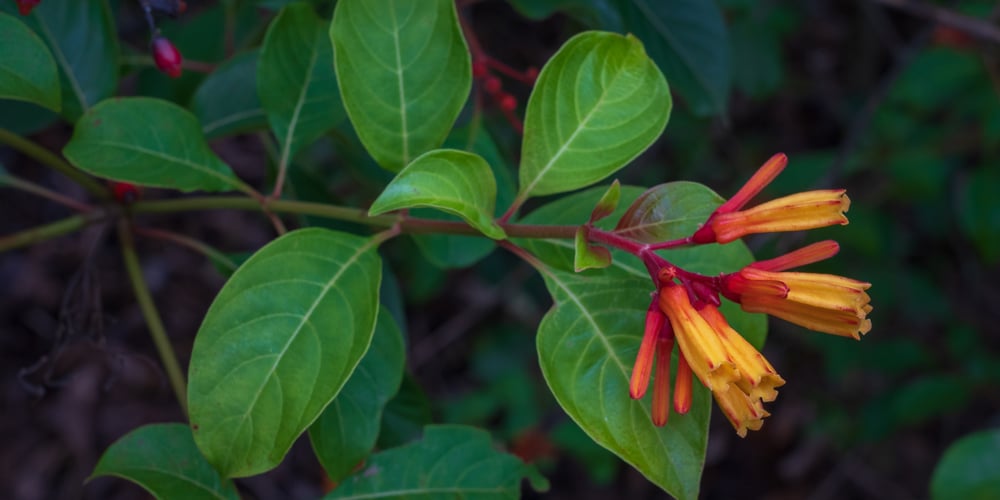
[630,153,872,436]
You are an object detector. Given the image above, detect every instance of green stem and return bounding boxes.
[1,174,95,212]
[118,219,189,416]
[0,211,108,252]
[0,128,109,200]
[135,226,239,272]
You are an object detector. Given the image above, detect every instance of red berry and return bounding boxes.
[484,76,502,95]
[499,93,517,112]
[16,0,40,15]
[110,182,142,204]
[151,35,183,78]
[472,60,489,78]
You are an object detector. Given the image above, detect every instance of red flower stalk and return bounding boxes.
[151,35,183,78]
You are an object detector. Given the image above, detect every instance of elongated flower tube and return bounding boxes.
[699,305,785,404]
[692,154,851,244]
[725,267,873,339]
[658,284,740,393]
[630,297,666,400]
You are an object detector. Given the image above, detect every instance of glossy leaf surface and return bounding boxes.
[188,228,382,477]
[612,0,730,116]
[0,13,60,111]
[325,425,545,499]
[536,265,709,500]
[370,149,506,240]
[519,31,670,198]
[259,2,345,158]
[309,309,405,483]
[90,423,239,500]
[192,50,267,139]
[64,98,243,192]
[331,0,471,171]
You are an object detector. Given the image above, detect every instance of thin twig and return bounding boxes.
[0,174,95,212]
[0,211,109,252]
[135,226,239,272]
[0,128,109,200]
[872,0,1000,45]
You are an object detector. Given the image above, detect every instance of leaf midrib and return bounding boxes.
[278,26,322,163]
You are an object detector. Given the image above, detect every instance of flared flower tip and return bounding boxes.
[714,385,770,438]
[710,190,851,244]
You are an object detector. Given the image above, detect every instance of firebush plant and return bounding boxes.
[1,0,873,498]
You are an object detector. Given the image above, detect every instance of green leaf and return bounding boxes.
[536,266,709,499]
[90,423,239,500]
[325,425,547,499]
[0,13,60,111]
[188,228,382,477]
[192,50,267,139]
[518,31,670,198]
[574,226,612,271]
[63,97,244,193]
[9,0,119,122]
[958,166,1000,263]
[931,429,1000,500]
[410,127,516,268]
[370,149,506,240]
[309,309,405,483]
[259,3,346,159]
[611,0,730,116]
[377,373,434,449]
[331,0,471,171]
[506,0,621,28]
[590,179,621,223]
[615,180,723,242]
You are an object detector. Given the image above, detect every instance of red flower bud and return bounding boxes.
[16,0,41,15]
[109,181,142,204]
[151,35,183,78]
[472,60,489,78]
[483,76,502,95]
[498,93,517,112]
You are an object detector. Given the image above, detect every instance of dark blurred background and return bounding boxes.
[2,0,999,499]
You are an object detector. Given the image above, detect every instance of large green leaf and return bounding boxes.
[518,31,670,198]
[506,0,621,29]
[931,429,1000,500]
[536,266,709,499]
[0,13,60,111]
[309,309,405,483]
[192,50,267,139]
[259,2,346,159]
[188,228,382,477]
[6,0,119,122]
[369,149,506,240]
[611,0,730,116]
[90,423,239,500]
[325,425,546,498]
[331,0,471,171]
[63,97,244,193]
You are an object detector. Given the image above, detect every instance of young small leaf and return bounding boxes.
[326,425,547,499]
[188,228,382,478]
[90,423,239,500]
[64,97,244,192]
[192,50,266,139]
[259,2,346,158]
[519,31,670,198]
[536,266,709,499]
[574,226,611,271]
[369,149,506,240]
[590,180,621,223]
[0,12,60,111]
[309,309,405,483]
[331,0,471,171]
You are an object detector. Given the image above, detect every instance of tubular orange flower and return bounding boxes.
[658,284,740,393]
[673,352,693,415]
[728,267,873,339]
[651,335,674,426]
[630,297,666,399]
[712,384,769,438]
[699,305,785,404]
[691,153,851,244]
